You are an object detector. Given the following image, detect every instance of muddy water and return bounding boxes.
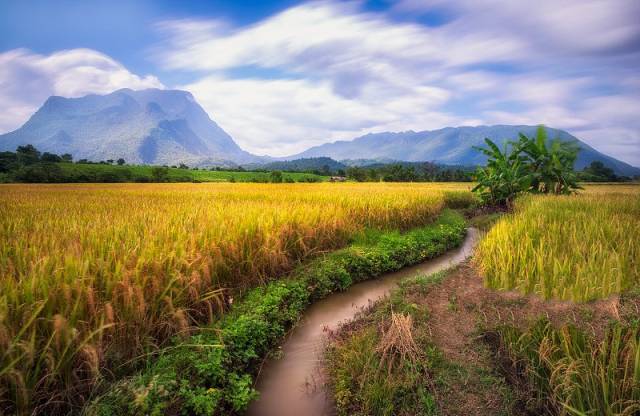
[247,228,480,416]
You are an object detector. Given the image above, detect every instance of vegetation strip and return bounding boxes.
[88,210,467,415]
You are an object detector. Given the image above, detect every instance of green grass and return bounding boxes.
[58,162,327,182]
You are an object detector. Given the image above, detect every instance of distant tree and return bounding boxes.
[346,166,368,182]
[41,152,63,163]
[14,162,64,183]
[77,159,90,164]
[16,144,41,165]
[178,163,189,169]
[151,166,169,182]
[582,161,617,182]
[0,151,18,173]
[106,159,114,164]
[270,170,283,183]
[61,153,73,162]
[117,158,126,166]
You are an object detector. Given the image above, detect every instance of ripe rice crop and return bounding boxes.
[476,187,640,301]
[496,319,639,415]
[0,182,473,413]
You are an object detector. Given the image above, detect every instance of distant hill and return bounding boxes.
[0,88,262,166]
[288,126,640,176]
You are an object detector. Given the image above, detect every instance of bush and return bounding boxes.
[14,162,64,183]
[270,170,283,183]
[151,166,169,182]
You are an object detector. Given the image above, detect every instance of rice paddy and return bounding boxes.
[476,186,640,301]
[0,182,473,413]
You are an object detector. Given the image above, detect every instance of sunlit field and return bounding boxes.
[0,182,474,412]
[476,186,640,301]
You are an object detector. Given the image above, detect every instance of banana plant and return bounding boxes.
[472,126,581,207]
[517,126,581,195]
[472,138,531,207]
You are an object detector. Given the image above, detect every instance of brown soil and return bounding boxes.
[401,261,637,416]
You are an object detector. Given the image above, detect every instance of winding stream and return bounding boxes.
[247,228,480,416]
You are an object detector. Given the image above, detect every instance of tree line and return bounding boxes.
[0,145,323,183]
[345,163,474,182]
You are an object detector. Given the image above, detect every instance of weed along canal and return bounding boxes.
[248,228,480,416]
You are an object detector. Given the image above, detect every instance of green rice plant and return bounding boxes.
[0,182,473,414]
[495,319,640,415]
[475,190,640,301]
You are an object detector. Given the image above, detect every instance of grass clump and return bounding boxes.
[492,319,640,415]
[475,190,640,301]
[329,323,435,416]
[87,210,467,415]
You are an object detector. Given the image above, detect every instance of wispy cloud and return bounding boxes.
[1,1,638,165]
[152,0,640,164]
[0,48,163,133]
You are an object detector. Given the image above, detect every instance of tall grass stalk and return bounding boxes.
[497,319,640,415]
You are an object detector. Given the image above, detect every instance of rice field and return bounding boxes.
[0,182,474,413]
[476,186,640,301]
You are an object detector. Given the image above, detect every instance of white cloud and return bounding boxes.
[395,0,640,56]
[0,48,163,133]
[182,75,460,155]
[155,0,640,165]
[2,1,639,166]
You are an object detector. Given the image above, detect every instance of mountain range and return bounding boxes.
[288,127,640,176]
[0,88,258,166]
[1,88,638,176]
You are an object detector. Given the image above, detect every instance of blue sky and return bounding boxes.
[1,0,639,165]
